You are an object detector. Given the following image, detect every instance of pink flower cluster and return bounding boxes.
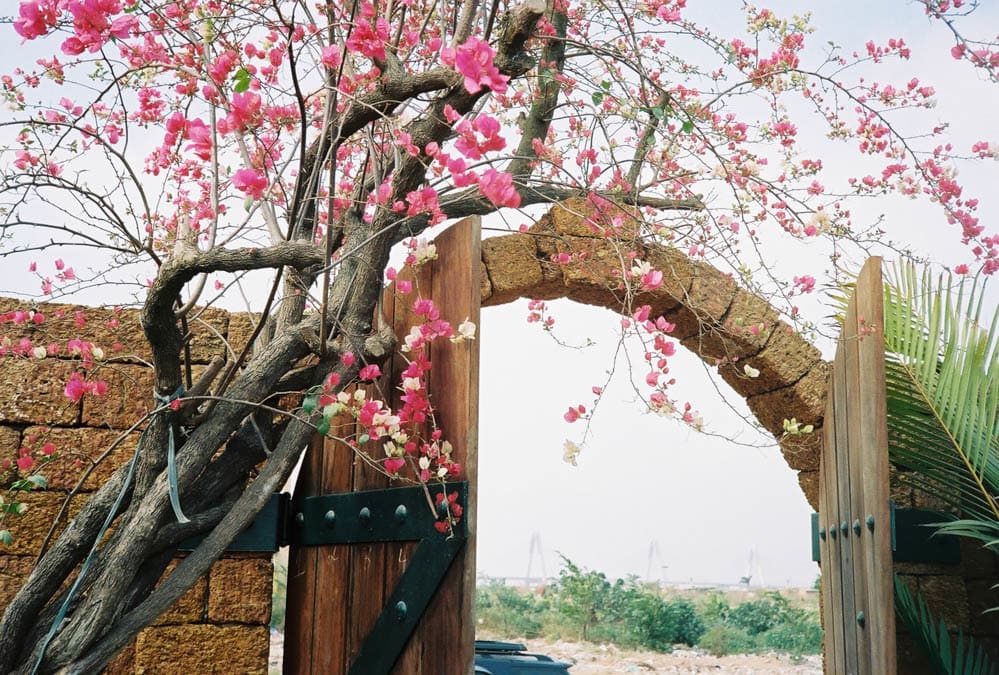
[232,168,269,200]
[346,3,389,63]
[441,37,509,95]
[14,0,138,55]
[64,371,107,402]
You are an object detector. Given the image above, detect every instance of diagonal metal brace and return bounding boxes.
[288,481,469,674]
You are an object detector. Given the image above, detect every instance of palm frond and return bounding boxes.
[882,262,999,523]
[894,574,998,675]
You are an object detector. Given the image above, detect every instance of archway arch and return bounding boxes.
[478,200,827,509]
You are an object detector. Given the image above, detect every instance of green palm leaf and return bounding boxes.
[882,262,999,524]
[895,575,998,675]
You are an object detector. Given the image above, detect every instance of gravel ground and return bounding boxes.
[269,632,823,674]
[515,637,823,674]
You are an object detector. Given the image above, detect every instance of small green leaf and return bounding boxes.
[591,91,604,106]
[681,120,695,133]
[600,80,611,91]
[651,106,664,120]
[302,395,318,414]
[0,530,12,546]
[232,67,251,93]
[358,433,370,445]
[316,418,330,436]
[27,474,47,489]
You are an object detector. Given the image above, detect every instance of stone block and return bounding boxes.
[718,324,824,398]
[0,426,20,486]
[797,470,819,510]
[134,625,268,674]
[0,358,81,426]
[208,557,273,625]
[676,262,739,350]
[959,537,997,580]
[895,632,935,675]
[21,426,138,491]
[0,555,34,610]
[695,287,778,361]
[559,236,629,310]
[104,641,136,675]
[0,299,147,362]
[82,363,155,429]
[480,234,546,306]
[779,427,822,472]
[225,312,263,359]
[919,575,970,631]
[181,307,229,363]
[1,492,83,556]
[746,361,829,437]
[967,580,999,634]
[549,198,643,240]
[643,245,694,316]
[153,559,208,625]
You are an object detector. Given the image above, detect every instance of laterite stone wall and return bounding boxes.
[0,298,272,674]
[892,473,999,673]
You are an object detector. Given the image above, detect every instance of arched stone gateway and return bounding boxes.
[478,200,827,509]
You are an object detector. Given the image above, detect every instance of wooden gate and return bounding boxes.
[817,256,896,674]
[283,218,480,674]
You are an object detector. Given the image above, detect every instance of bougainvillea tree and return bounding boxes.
[0,0,996,670]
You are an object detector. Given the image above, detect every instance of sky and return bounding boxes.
[2,1,998,589]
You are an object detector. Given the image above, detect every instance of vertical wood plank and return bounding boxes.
[284,433,325,674]
[832,345,861,673]
[844,284,873,674]
[389,235,434,675]
[820,390,845,675]
[854,258,896,673]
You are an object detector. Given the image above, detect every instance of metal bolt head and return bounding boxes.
[295,512,305,526]
[830,526,837,540]
[853,519,862,536]
[857,611,866,627]
[866,515,875,532]
[358,506,371,527]
[395,601,408,622]
[818,528,826,540]
[324,509,336,527]
[395,504,408,523]
[841,521,849,535]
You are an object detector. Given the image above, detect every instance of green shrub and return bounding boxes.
[727,593,788,635]
[761,619,823,655]
[698,623,758,656]
[631,595,705,648]
[475,582,545,638]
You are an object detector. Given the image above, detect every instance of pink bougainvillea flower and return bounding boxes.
[64,372,87,402]
[14,0,59,41]
[478,169,520,208]
[440,37,508,94]
[232,168,268,200]
[384,458,406,474]
[358,364,381,381]
[16,455,35,471]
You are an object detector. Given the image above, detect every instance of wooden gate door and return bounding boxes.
[817,256,896,674]
[283,217,480,674]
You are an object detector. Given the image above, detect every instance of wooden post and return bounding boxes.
[284,217,481,674]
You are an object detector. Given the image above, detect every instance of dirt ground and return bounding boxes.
[268,632,823,674]
[512,637,822,674]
